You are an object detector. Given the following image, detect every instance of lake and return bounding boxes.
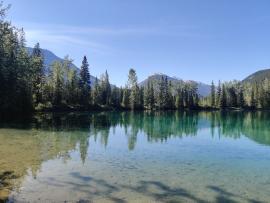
[0,111,270,202]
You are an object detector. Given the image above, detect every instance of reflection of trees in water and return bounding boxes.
[88,111,200,150]
[142,111,199,142]
[207,111,270,145]
[1,111,270,201]
[0,113,91,201]
[27,111,270,151]
[87,111,270,148]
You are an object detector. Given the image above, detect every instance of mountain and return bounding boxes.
[27,47,98,86]
[27,47,211,95]
[242,69,270,84]
[139,73,211,97]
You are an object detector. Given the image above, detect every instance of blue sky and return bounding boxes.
[5,0,270,86]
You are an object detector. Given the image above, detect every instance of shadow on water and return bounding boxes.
[26,171,266,203]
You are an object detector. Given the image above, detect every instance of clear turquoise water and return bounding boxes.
[1,111,270,202]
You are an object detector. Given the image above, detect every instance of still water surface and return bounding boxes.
[0,111,270,202]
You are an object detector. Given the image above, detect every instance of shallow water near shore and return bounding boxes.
[1,111,270,202]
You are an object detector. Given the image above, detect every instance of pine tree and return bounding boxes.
[163,76,171,109]
[111,87,121,107]
[149,83,155,109]
[175,87,184,109]
[211,81,215,107]
[99,70,111,106]
[50,61,64,106]
[127,69,140,110]
[79,56,91,106]
[216,80,221,107]
[238,85,245,108]
[0,6,33,113]
[262,78,270,108]
[250,85,256,109]
[157,76,165,109]
[220,84,227,109]
[122,87,130,109]
[254,82,259,108]
[63,56,78,105]
[144,81,155,110]
[92,77,100,106]
[227,86,237,107]
[31,42,45,106]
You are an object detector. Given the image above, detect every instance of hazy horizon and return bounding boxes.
[5,0,270,86]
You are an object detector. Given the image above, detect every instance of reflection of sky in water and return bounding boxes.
[1,111,270,202]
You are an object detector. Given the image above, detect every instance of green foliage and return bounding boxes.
[121,87,130,109]
[99,70,111,106]
[31,43,45,106]
[0,6,32,113]
[128,69,140,110]
[144,81,155,110]
[79,56,91,106]
[211,81,215,107]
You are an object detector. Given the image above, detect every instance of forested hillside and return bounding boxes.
[242,69,270,84]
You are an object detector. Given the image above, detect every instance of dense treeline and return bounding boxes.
[201,79,270,109]
[1,3,270,114]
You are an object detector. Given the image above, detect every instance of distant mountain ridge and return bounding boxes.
[139,73,211,97]
[242,68,270,83]
[27,47,211,95]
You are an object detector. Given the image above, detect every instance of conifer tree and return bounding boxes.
[111,87,121,107]
[122,87,130,109]
[157,76,166,109]
[250,86,256,109]
[144,81,155,110]
[175,87,184,109]
[92,77,100,106]
[238,85,245,108]
[31,43,45,106]
[216,80,221,107]
[163,76,171,109]
[220,84,227,109]
[211,81,215,107]
[254,82,259,108]
[79,56,91,106]
[127,69,140,110]
[99,70,111,106]
[49,61,64,106]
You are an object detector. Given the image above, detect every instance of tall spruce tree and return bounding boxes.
[31,43,45,106]
[122,87,130,109]
[79,56,91,106]
[91,77,100,106]
[163,76,171,109]
[127,69,140,110]
[157,76,165,109]
[144,81,155,110]
[220,84,227,109]
[175,87,184,109]
[238,85,245,108]
[250,86,256,109]
[99,70,111,105]
[111,87,121,107]
[211,81,215,107]
[216,80,221,107]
